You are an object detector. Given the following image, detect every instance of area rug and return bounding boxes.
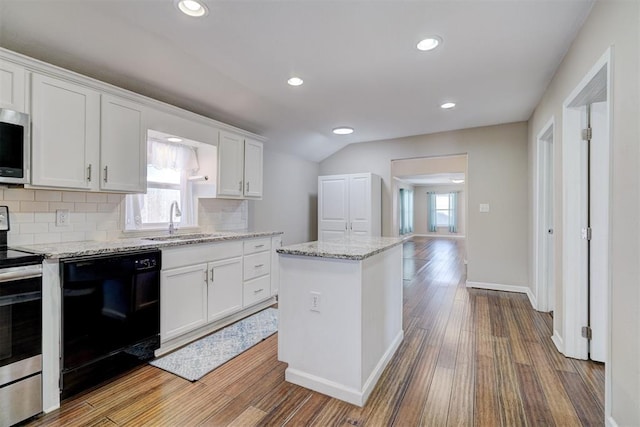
[150,308,278,381]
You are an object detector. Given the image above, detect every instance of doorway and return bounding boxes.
[561,49,610,364]
[535,118,555,313]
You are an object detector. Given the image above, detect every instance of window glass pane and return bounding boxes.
[435,194,449,210]
[147,166,180,184]
[436,210,450,226]
[140,187,181,224]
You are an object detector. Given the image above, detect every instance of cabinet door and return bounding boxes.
[0,59,25,111]
[243,139,263,198]
[31,74,100,189]
[100,95,146,193]
[208,257,243,322]
[349,174,372,236]
[217,131,244,197]
[318,175,349,240]
[270,235,281,296]
[161,264,208,341]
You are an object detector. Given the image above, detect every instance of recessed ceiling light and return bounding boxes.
[176,0,208,17]
[441,102,456,109]
[417,36,442,51]
[167,137,183,143]
[287,77,304,86]
[451,178,465,184]
[332,127,354,135]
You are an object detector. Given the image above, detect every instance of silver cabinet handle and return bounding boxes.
[254,264,264,268]
[238,181,242,192]
[345,222,348,230]
[210,269,214,282]
[350,223,353,230]
[253,288,264,294]
[255,244,265,248]
[87,164,92,182]
[204,270,208,283]
[103,165,108,183]
[246,181,250,192]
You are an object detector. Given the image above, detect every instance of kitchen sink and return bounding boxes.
[144,233,226,242]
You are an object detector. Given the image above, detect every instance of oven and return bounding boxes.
[0,263,43,427]
[60,250,161,399]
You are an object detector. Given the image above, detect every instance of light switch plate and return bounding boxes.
[479,203,490,213]
[0,206,9,231]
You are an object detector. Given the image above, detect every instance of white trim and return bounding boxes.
[465,280,535,307]
[412,233,466,239]
[561,47,611,362]
[285,330,403,407]
[551,331,564,353]
[606,415,619,427]
[533,116,555,313]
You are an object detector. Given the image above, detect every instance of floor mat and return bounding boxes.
[150,308,278,381]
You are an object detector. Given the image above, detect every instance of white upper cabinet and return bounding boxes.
[217,131,245,197]
[100,95,146,192]
[243,138,263,198]
[318,173,381,240]
[0,59,25,112]
[31,73,100,190]
[217,131,264,199]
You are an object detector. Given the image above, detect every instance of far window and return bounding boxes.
[435,194,452,227]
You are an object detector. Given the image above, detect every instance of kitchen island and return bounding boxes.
[277,236,404,406]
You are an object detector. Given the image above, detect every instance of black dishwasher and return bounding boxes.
[60,250,161,399]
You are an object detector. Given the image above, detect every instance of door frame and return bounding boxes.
[560,48,612,362]
[534,117,555,313]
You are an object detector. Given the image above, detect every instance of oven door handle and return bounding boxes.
[0,265,43,283]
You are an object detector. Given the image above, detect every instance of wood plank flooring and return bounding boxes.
[28,236,605,426]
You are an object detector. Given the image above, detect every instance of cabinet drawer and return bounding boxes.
[243,238,271,255]
[243,275,271,307]
[163,241,242,269]
[243,251,271,280]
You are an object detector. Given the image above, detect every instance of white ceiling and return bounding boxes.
[0,0,593,162]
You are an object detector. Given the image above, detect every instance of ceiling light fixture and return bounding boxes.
[332,127,354,135]
[287,77,304,86]
[451,178,465,184]
[441,102,456,109]
[176,0,208,17]
[416,36,442,51]
[167,137,183,143]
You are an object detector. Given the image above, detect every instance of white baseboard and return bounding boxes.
[525,288,538,310]
[413,233,466,239]
[285,330,404,407]
[606,415,619,427]
[551,330,564,353]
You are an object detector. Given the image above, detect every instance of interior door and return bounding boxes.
[318,175,348,240]
[544,136,555,312]
[588,101,609,363]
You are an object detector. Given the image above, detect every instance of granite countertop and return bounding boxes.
[16,231,283,259]
[277,236,405,261]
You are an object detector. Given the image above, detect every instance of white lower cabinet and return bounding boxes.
[207,257,243,322]
[161,263,208,341]
[160,237,279,345]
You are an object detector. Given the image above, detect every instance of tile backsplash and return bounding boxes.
[1,188,248,246]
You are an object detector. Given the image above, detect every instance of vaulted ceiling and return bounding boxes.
[0,0,594,162]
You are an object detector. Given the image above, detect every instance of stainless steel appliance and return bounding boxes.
[0,108,30,185]
[0,207,44,427]
[60,250,161,399]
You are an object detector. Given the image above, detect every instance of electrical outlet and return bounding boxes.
[310,291,321,312]
[56,209,70,226]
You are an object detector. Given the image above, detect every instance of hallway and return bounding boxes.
[29,236,604,426]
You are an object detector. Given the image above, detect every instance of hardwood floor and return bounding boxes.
[29,236,605,426]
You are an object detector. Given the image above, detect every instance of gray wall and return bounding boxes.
[319,122,529,288]
[249,147,319,245]
[527,1,639,424]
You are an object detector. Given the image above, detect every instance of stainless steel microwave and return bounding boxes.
[0,108,30,184]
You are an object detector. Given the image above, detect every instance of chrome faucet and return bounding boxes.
[169,201,182,235]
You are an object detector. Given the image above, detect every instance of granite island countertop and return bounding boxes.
[277,236,405,261]
[16,231,283,259]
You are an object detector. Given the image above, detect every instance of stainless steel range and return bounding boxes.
[0,206,44,427]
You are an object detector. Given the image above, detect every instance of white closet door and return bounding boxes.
[318,175,349,240]
[349,174,371,236]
